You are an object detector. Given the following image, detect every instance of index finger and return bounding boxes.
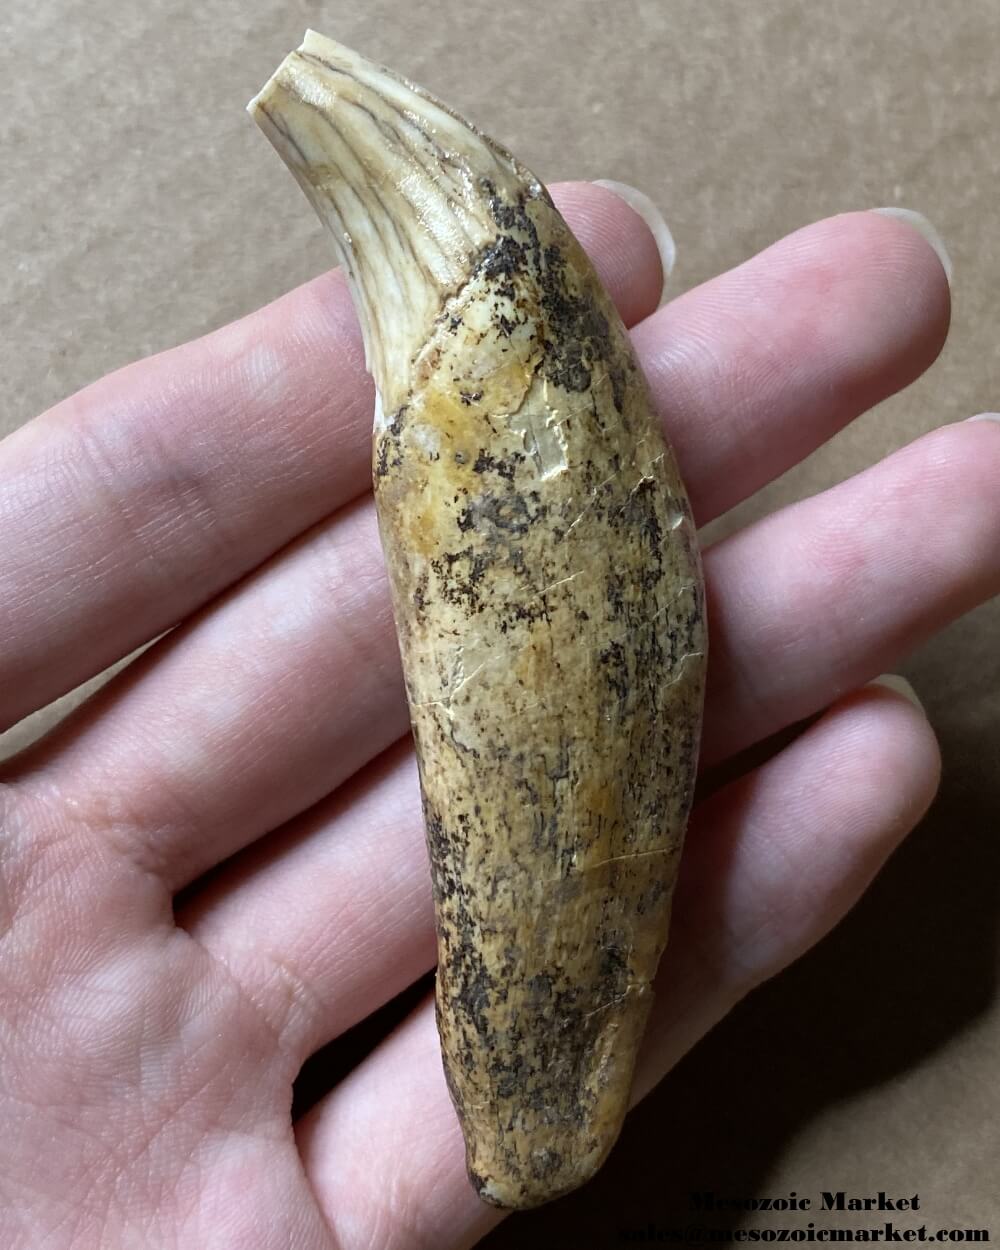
[0,181,664,733]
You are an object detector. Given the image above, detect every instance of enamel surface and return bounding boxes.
[250,30,707,1209]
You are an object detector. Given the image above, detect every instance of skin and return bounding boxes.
[0,182,994,1249]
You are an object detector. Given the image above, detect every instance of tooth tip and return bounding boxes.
[247,29,337,119]
[246,32,542,411]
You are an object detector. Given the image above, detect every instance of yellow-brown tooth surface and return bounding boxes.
[250,29,707,1210]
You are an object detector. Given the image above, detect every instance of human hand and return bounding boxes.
[0,182,991,1249]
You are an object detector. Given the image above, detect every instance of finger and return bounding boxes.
[293,681,939,1250]
[0,182,660,732]
[177,621,934,1074]
[632,208,950,522]
[177,740,433,1055]
[701,416,1000,765]
[22,414,998,887]
[16,496,406,888]
[3,209,945,735]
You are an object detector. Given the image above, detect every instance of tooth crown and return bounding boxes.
[250,29,536,412]
[250,30,707,1210]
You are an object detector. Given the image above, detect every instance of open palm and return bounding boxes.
[1,182,990,1249]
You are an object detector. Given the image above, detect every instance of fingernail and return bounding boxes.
[967,412,1000,424]
[594,179,676,304]
[870,207,952,288]
[870,673,925,712]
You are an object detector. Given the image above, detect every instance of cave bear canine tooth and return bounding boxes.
[250,29,707,1210]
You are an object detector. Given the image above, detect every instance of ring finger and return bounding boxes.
[291,679,940,1250]
[170,412,1000,1067]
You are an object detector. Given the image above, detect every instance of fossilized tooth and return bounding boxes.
[249,30,707,1210]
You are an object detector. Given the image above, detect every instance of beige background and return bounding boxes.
[2,1,998,1242]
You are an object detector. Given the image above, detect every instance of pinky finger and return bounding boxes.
[296,679,940,1250]
[632,674,940,1099]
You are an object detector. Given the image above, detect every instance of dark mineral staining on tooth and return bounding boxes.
[250,28,706,1211]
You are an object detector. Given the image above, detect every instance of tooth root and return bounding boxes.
[250,31,707,1210]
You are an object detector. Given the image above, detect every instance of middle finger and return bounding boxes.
[0,206,946,736]
[7,216,958,884]
[13,416,1000,890]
